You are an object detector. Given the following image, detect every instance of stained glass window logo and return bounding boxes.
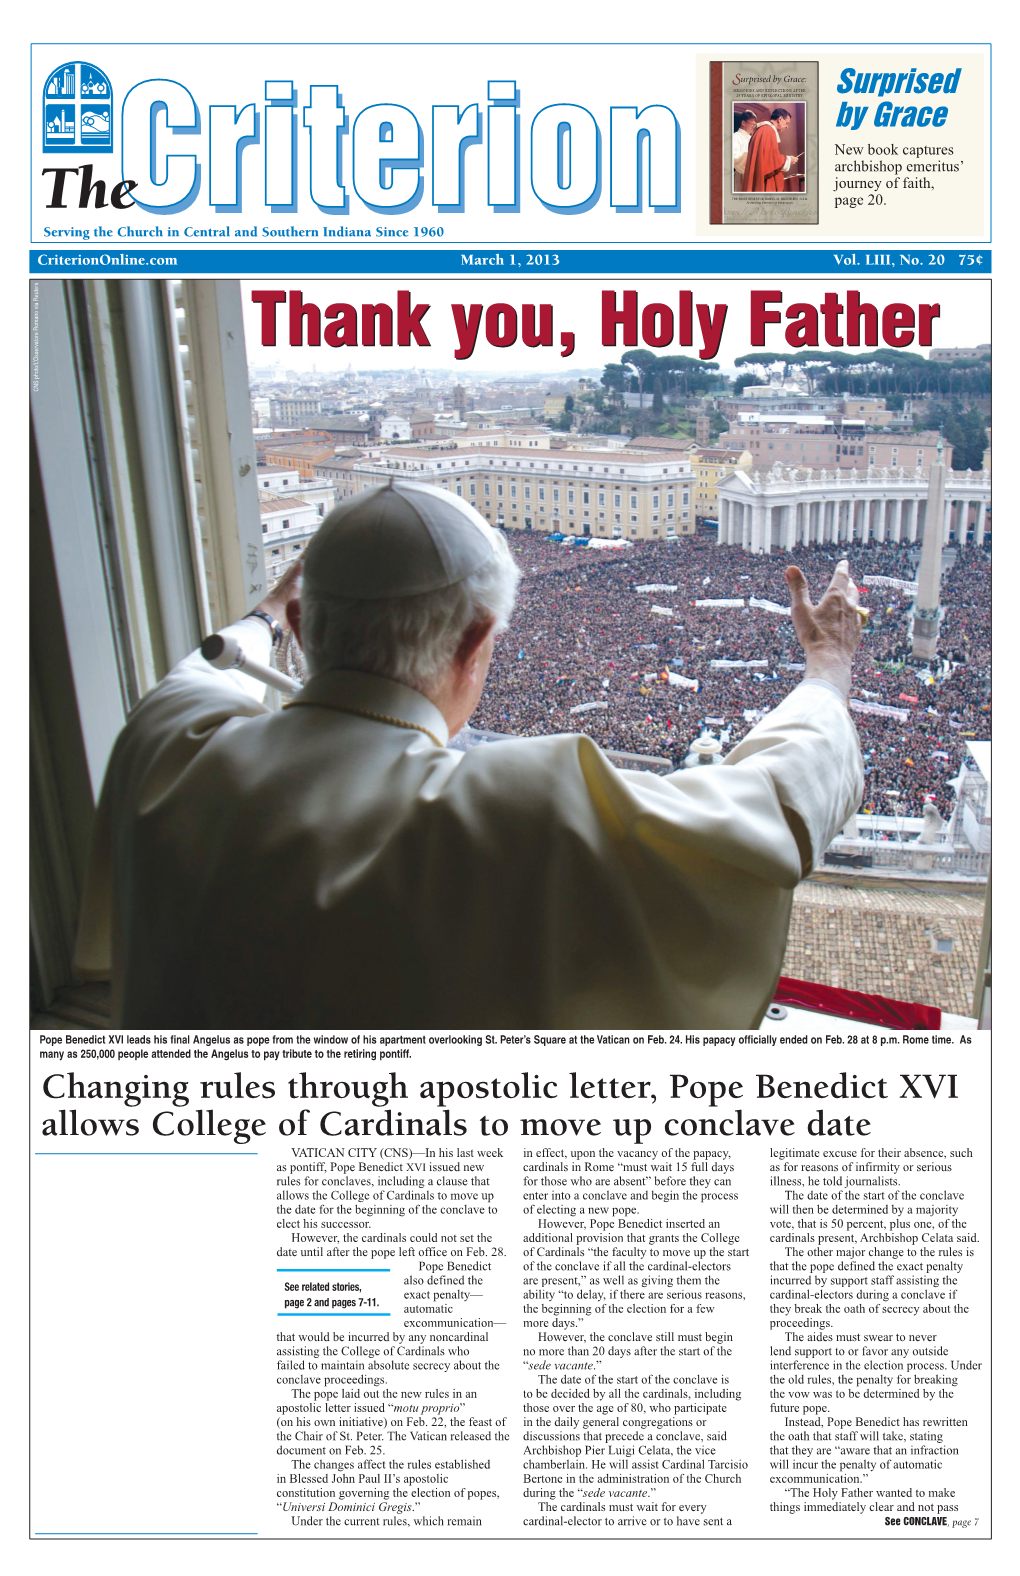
[43,61,113,154]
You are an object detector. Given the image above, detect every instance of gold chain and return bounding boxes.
[285,699,444,750]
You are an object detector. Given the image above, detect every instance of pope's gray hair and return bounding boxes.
[299,529,521,694]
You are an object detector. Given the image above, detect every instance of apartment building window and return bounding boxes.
[470,482,476,495]
[484,482,490,495]
[598,492,605,506]
[510,484,517,498]
[567,489,574,503]
[524,485,531,499]
[652,494,659,509]
[539,487,545,500]
[667,492,674,507]
[583,491,589,504]
[614,513,621,523]
[682,492,689,506]
[553,488,560,502]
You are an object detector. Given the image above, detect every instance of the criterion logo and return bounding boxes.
[43,60,113,154]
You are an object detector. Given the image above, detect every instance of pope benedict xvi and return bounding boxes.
[74,482,863,1030]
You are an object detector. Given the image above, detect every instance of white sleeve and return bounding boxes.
[720,680,865,876]
[73,617,275,980]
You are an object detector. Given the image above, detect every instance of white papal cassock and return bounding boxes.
[75,620,863,1030]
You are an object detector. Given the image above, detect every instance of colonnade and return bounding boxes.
[717,472,990,554]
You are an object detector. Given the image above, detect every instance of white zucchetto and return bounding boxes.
[302,480,500,600]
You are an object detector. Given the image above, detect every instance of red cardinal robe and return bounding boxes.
[742,123,788,192]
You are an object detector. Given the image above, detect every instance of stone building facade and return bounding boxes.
[716,463,990,552]
[335,446,695,538]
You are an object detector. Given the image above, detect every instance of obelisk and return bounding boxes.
[912,436,946,659]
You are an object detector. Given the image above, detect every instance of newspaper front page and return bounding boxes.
[24,16,1004,1569]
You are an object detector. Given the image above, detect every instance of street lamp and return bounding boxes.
[885,789,903,845]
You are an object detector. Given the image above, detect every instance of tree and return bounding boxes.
[732,373,768,396]
[733,352,779,378]
[942,405,987,470]
[620,348,660,375]
[789,350,836,392]
[658,354,704,397]
[732,352,801,385]
[600,363,626,409]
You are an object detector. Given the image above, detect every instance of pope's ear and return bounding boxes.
[455,615,496,671]
[287,598,303,648]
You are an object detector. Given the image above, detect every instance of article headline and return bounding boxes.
[252,287,942,361]
[37,1068,960,1146]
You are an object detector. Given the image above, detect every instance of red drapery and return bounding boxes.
[774,977,942,1030]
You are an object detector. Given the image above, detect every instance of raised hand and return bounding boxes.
[785,558,863,699]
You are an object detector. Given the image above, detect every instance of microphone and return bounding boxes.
[200,632,303,696]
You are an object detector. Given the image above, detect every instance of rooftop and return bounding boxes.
[784,881,984,1018]
[362,445,693,466]
[259,496,312,516]
[256,441,340,458]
